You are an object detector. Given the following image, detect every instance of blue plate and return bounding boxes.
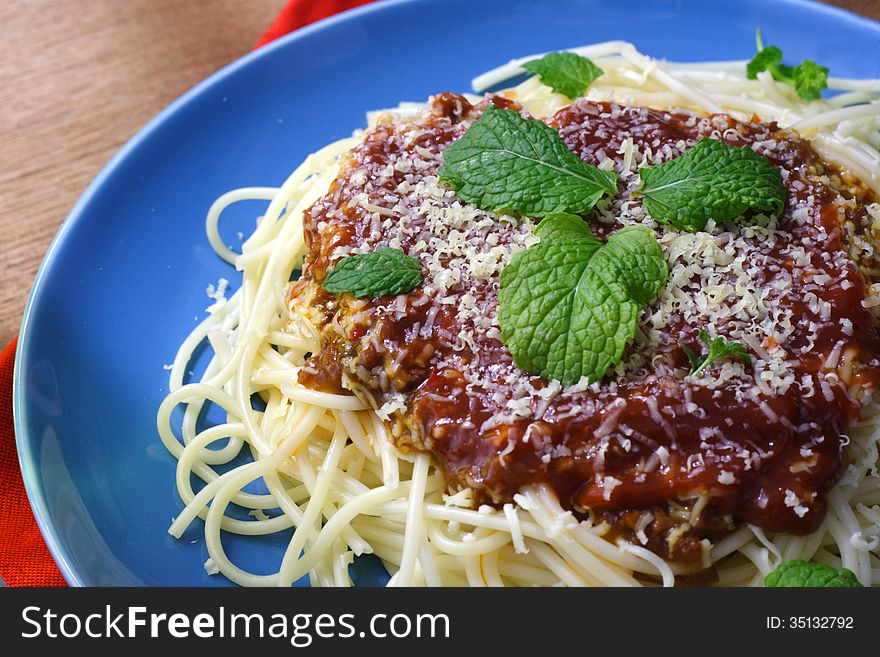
[14,0,880,586]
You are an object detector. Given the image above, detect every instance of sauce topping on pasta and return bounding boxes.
[292,92,880,560]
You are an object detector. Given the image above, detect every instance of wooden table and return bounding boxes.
[0,0,877,344]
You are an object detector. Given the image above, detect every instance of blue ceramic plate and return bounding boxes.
[15,0,880,586]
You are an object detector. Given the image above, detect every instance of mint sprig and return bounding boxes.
[746,30,829,101]
[522,51,604,99]
[635,138,787,232]
[764,560,863,587]
[438,105,618,218]
[682,330,751,377]
[499,216,667,385]
[323,247,422,298]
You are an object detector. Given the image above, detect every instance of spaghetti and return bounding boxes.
[158,41,880,587]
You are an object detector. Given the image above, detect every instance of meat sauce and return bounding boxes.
[292,92,880,561]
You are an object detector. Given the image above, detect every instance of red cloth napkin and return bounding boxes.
[0,0,376,588]
[0,338,66,587]
[254,0,376,48]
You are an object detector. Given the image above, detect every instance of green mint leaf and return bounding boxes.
[792,60,830,101]
[636,138,787,232]
[323,247,422,298]
[681,344,702,372]
[684,330,751,377]
[522,51,604,99]
[499,222,667,385]
[747,30,828,100]
[746,45,783,80]
[765,560,863,587]
[533,212,593,241]
[438,105,618,218]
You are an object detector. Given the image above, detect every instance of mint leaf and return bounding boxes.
[499,219,667,385]
[533,212,593,241]
[765,560,863,587]
[636,138,787,232]
[522,51,604,99]
[681,344,703,372]
[746,30,828,100]
[683,330,751,377]
[793,60,830,101]
[438,105,618,218]
[746,45,784,80]
[323,247,422,298]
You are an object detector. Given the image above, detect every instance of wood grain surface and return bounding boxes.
[0,0,877,344]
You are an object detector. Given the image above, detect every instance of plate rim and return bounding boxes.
[12,0,880,587]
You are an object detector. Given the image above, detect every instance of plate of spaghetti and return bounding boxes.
[15,0,880,587]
